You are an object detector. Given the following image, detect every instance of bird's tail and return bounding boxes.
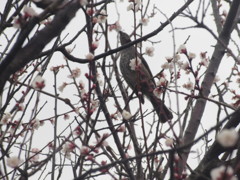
[149,95,173,123]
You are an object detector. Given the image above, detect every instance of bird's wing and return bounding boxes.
[139,54,156,86]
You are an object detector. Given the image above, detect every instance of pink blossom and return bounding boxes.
[74,126,82,136]
[91,41,99,51]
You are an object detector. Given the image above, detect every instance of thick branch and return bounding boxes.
[0,1,81,94]
[188,109,240,180]
[179,0,240,173]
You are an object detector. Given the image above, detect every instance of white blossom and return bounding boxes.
[30,148,40,162]
[200,58,209,67]
[68,68,81,78]
[58,82,68,92]
[118,125,126,132]
[80,89,87,99]
[156,77,167,87]
[174,54,181,61]
[109,21,122,32]
[96,73,103,86]
[236,77,240,84]
[62,142,75,158]
[153,88,162,98]
[31,75,45,90]
[97,10,107,23]
[129,57,142,71]
[7,156,23,168]
[17,103,25,111]
[79,80,85,89]
[179,61,189,71]
[188,52,196,59]
[161,62,173,70]
[80,146,90,155]
[140,18,149,26]
[213,75,220,83]
[86,53,95,60]
[23,6,37,17]
[13,17,21,28]
[91,100,99,110]
[217,128,238,147]
[134,0,142,11]
[145,47,154,57]
[236,56,240,65]
[222,9,228,17]
[122,110,132,120]
[165,138,174,147]
[127,0,142,11]
[177,44,187,54]
[31,118,41,130]
[183,80,194,90]
[165,56,173,62]
[96,136,109,146]
[127,4,134,11]
[0,113,11,125]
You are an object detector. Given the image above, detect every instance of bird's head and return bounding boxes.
[119,31,131,45]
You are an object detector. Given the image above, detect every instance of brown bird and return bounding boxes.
[119,31,173,123]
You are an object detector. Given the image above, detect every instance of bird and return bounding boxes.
[119,31,173,123]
